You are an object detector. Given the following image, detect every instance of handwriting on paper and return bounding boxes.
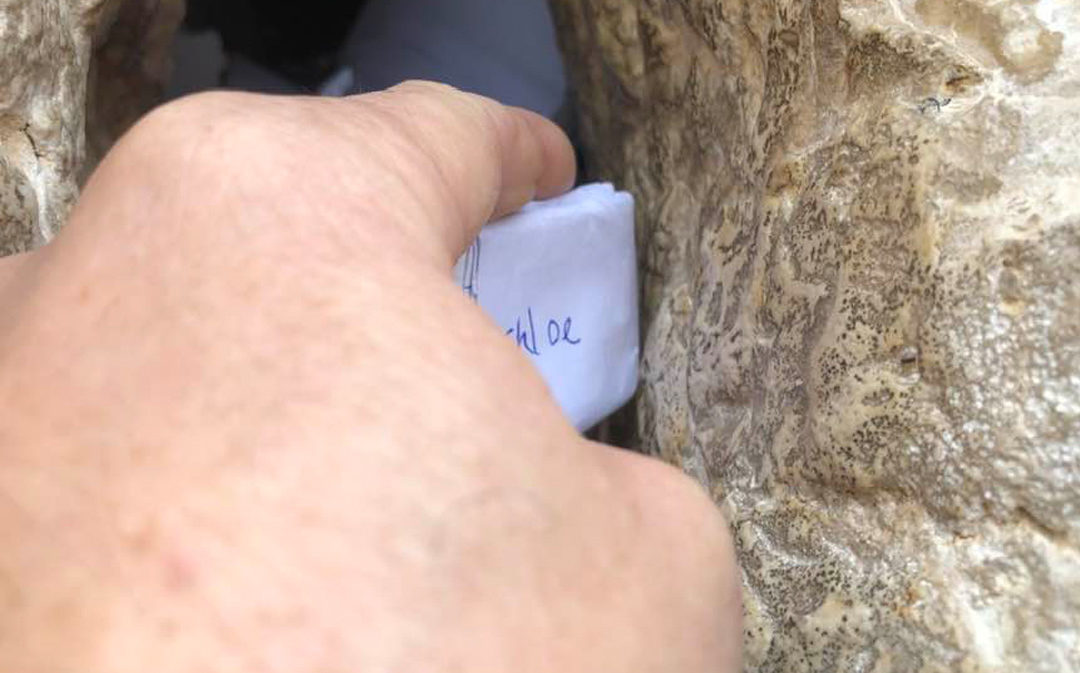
[459,239,481,301]
[458,241,582,357]
[505,307,581,356]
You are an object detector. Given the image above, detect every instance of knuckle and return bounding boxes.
[103,92,262,194]
[392,79,462,97]
[111,92,309,204]
[615,451,737,573]
[600,450,742,667]
[118,92,315,185]
[125,91,247,153]
[93,92,294,242]
[660,462,733,550]
[385,80,503,133]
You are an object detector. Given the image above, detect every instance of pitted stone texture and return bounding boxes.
[552,0,1079,670]
[0,0,183,254]
[0,156,36,257]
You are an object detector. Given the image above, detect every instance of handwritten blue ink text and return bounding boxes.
[505,307,581,356]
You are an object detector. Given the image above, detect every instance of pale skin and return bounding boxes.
[0,82,741,672]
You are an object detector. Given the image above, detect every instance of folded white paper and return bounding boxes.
[454,183,639,431]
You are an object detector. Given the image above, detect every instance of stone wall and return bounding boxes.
[0,0,1077,669]
[551,1,1079,671]
[0,0,182,255]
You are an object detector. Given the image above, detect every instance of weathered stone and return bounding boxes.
[551,0,1079,670]
[0,155,36,257]
[0,0,183,254]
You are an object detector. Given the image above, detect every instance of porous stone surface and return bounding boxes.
[551,0,1080,670]
[0,0,183,254]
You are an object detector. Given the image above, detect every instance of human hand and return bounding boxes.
[0,82,740,673]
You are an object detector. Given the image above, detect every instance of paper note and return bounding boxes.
[454,183,639,431]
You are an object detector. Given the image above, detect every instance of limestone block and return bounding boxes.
[0,0,183,254]
[551,0,1080,670]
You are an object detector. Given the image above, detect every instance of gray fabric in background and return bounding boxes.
[166,29,227,99]
[343,0,566,118]
[167,0,567,121]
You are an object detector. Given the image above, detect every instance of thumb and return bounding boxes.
[67,82,576,273]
